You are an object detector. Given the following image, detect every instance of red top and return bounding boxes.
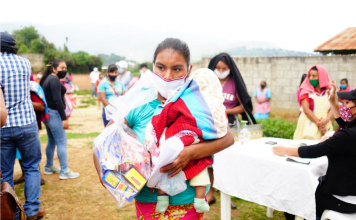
[299,87,327,112]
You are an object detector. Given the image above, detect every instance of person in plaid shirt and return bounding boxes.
[0,32,44,219]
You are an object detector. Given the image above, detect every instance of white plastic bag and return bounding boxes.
[93,73,157,208]
[157,172,187,196]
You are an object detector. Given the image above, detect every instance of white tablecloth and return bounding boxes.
[213,137,328,220]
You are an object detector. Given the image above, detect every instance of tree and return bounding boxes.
[12,26,40,49]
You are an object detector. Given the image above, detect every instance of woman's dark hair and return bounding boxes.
[299,73,307,86]
[153,38,190,67]
[311,67,318,71]
[341,78,348,84]
[139,63,147,69]
[108,64,118,73]
[219,56,228,65]
[0,45,18,54]
[261,81,267,86]
[40,59,65,86]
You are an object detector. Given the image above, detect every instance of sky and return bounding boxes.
[1,0,356,62]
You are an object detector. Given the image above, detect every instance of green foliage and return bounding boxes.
[98,53,126,66]
[257,118,297,139]
[10,26,102,73]
[73,90,92,96]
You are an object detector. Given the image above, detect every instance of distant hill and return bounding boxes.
[223,46,314,57]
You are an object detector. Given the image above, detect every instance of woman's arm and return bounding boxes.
[161,126,235,177]
[0,89,7,127]
[99,92,109,107]
[301,99,319,124]
[226,93,245,115]
[273,146,299,157]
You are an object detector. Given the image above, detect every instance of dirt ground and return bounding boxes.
[13,95,284,220]
[72,74,92,91]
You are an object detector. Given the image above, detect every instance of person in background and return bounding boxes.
[35,70,43,83]
[96,74,104,109]
[0,82,7,127]
[40,59,80,180]
[208,53,256,126]
[294,65,333,140]
[139,63,152,77]
[338,78,353,105]
[207,53,256,209]
[0,32,44,219]
[273,84,356,220]
[14,73,47,186]
[60,74,76,119]
[90,67,100,97]
[254,81,271,119]
[67,72,73,87]
[117,60,132,91]
[297,73,307,115]
[98,64,126,126]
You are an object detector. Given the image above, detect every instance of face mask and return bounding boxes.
[108,75,117,81]
[214,69,230,79]
[339,105,356,121]
[260,85,266,89]
[340,85,347,89]
[118,68,124,74]
[140,70,144,75]
[37,74,42,79]
[151,65,189,99]
[309,79,319,87]
[57,70,67,79]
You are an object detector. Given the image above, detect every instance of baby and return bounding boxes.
[145,68,228,213]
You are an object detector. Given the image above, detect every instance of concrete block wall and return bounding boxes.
[192,55,356,119]
[18,53,44,71]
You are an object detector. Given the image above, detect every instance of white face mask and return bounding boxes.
[140,70,144,75]
[37,74,43,79]
[214,69,230,79]
[151,65,190,99]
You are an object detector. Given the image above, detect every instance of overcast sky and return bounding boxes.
[1,0,356,62]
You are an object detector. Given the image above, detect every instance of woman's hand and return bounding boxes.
[317,117,329,129]
[272,146,287,156]
[160,147,193,178]
[327,80,337,103]
[62,119,69,129]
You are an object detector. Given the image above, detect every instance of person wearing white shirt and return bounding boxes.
[139,63,152,77]
[116,60,131,91]
[89,67,100,97]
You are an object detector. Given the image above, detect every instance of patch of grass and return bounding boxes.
[40,132,100,143]
[75,105,90,109]
[81,97,97,106]
[74,90,91,96]
[69,123,83,127]
[15,183,24,196]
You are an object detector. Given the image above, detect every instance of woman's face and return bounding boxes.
[215,61,230,73]
[309,70,319,80]
[108,70,118,76]
[154,49,190,80]
[53,62,67,74]
[341,80,348,87]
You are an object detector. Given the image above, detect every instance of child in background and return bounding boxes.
[338,78,353,105]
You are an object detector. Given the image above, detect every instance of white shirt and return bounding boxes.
[89,71,100,83]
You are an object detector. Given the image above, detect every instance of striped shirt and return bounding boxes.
[0,52,36,128]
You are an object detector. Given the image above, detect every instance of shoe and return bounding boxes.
[43,166,61,175]
[231,201,237,209]
[14,176,25,185]
[208,197,216,205]
[59,169,80,180]
[41,179,45,185]
[27,208,45,220]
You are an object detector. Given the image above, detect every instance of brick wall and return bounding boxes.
[192,55,356,119]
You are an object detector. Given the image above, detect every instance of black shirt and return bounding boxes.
[298,118,356,196]
[42,75,67,120]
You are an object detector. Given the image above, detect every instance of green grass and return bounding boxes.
[74,90,92,96]
[40,132,100,142]
[75,96,97,109]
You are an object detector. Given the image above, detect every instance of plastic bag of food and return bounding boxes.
[93,73,157,208]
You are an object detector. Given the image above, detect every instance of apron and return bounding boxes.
[254,89,270,113]
[293,92,333,140]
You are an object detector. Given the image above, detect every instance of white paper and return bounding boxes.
[147,136,184,188]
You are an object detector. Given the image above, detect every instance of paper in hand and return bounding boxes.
[147,137,184,188]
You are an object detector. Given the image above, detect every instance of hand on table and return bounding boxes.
[320,135,330,142]
[272,146,287,156]
[160,146,192,178]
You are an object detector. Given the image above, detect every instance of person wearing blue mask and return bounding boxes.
[116,60,132,91]
[98,64,126,126]
[338,78,353,104]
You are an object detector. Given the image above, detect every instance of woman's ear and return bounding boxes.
[52,67,57,74]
